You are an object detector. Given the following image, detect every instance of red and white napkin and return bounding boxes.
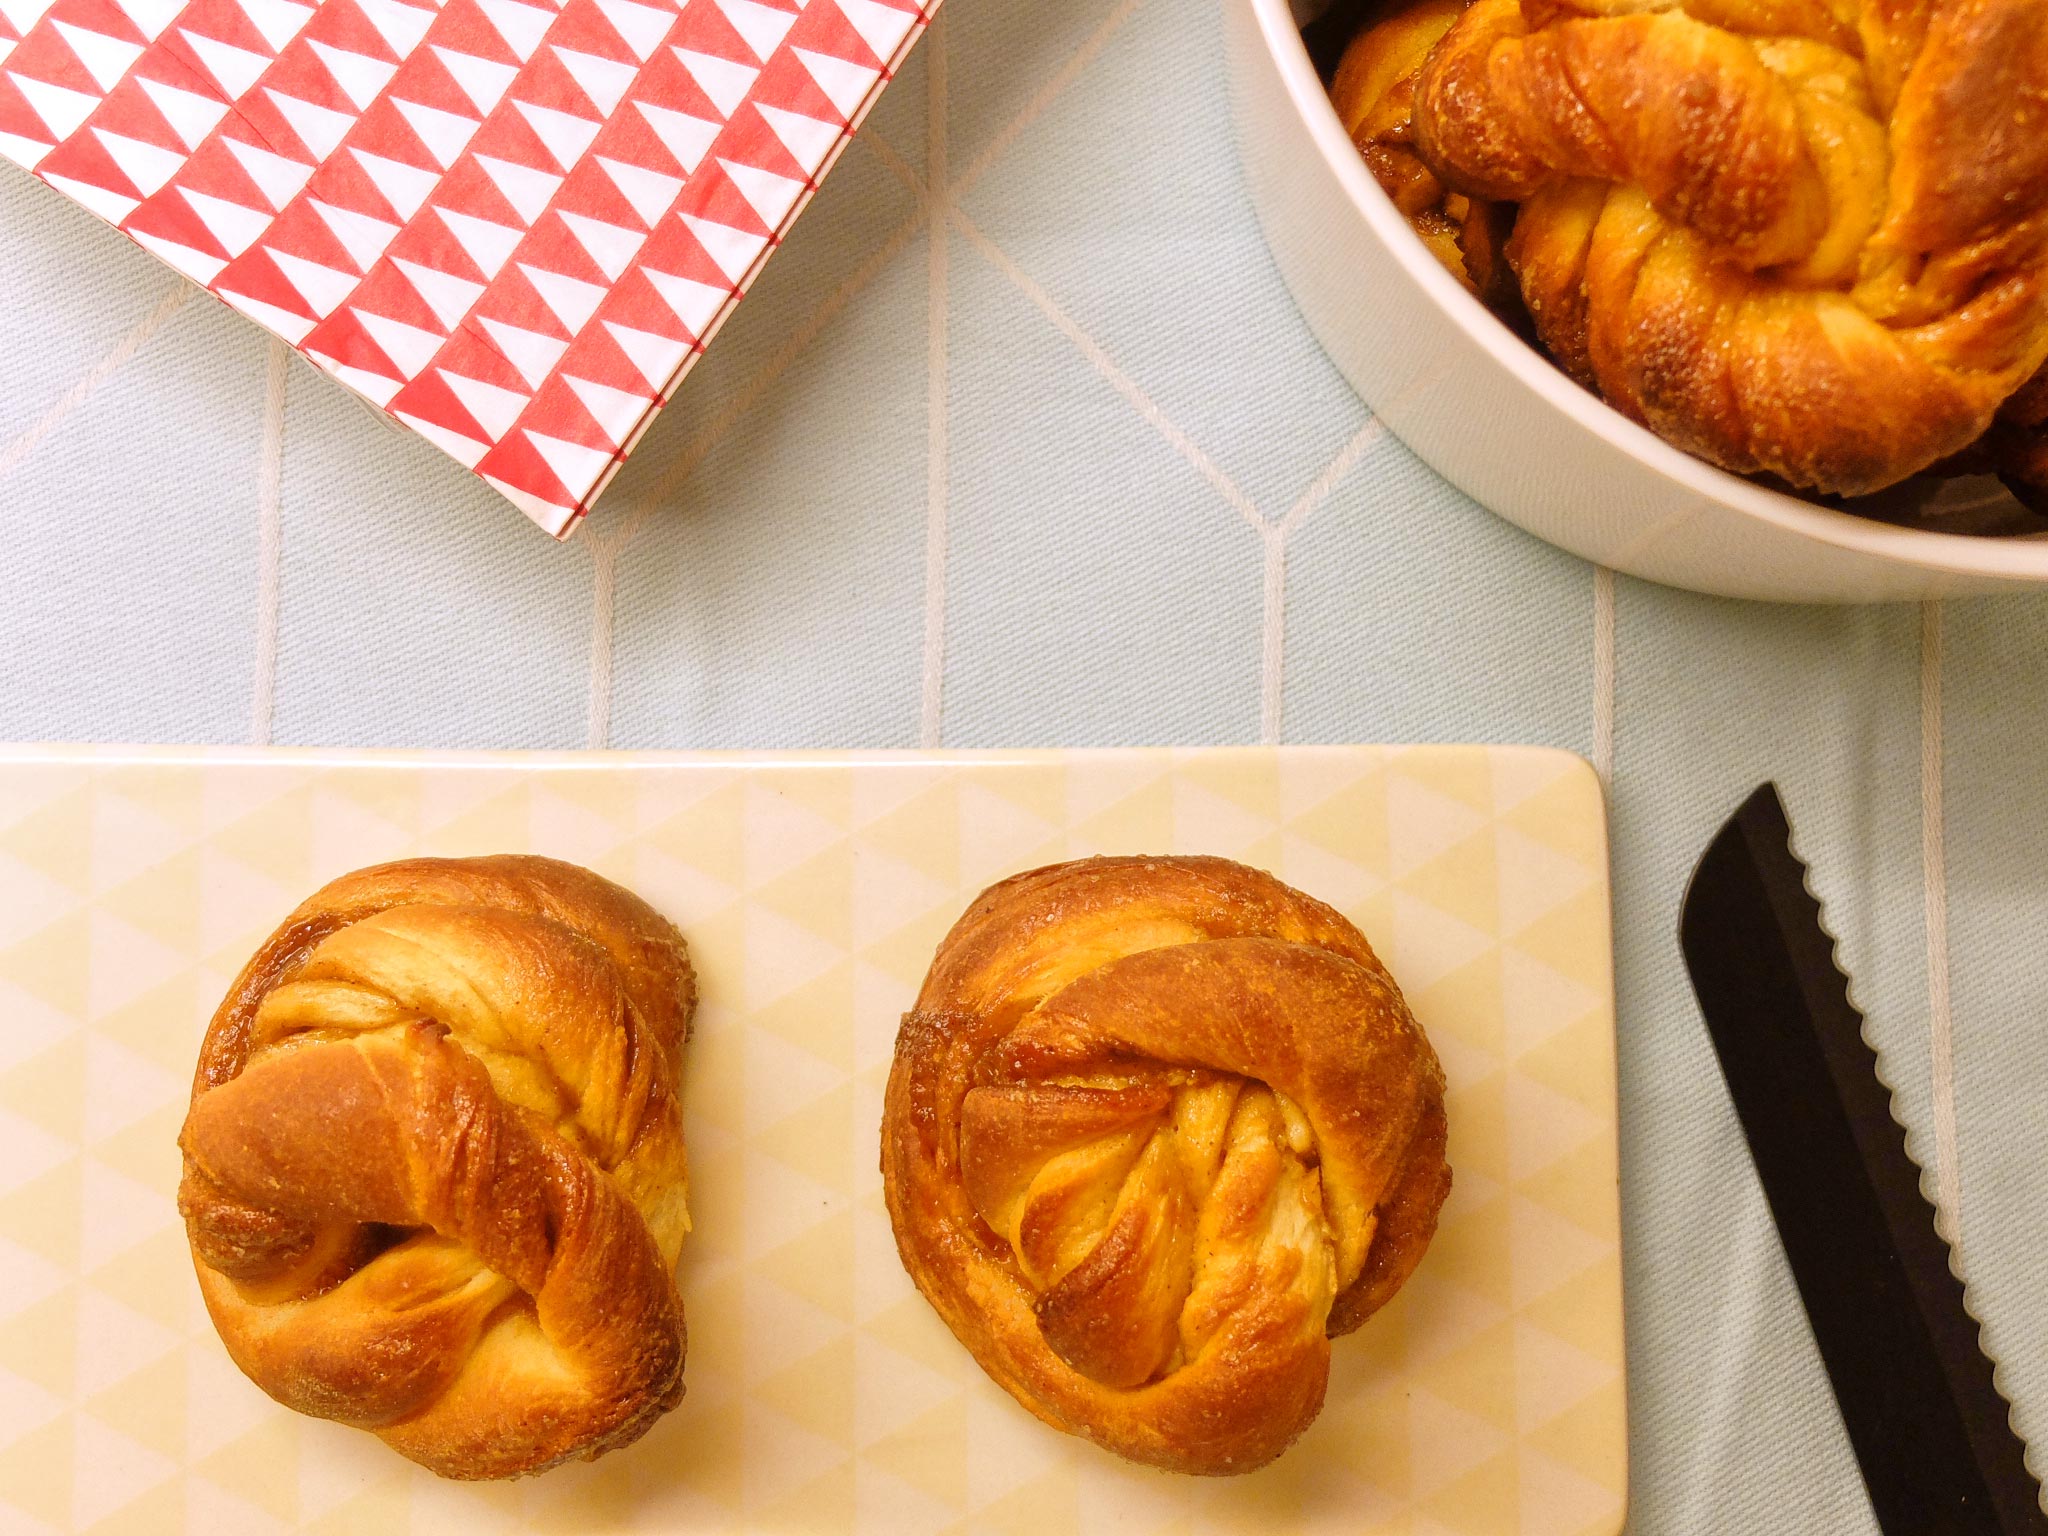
[0,0,934,533]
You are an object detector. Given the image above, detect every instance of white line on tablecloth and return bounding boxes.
[574,210,926,744]
[1922,599,1964,1255]
[578,0,1153,743]
[575,147,933,744]
[584,527,623,749]
[1258,416,1386,743]
[953,212,1265,534]
[954,210,1291,740]
[249,340,289,746]
[954,206,1401,746]
[1678,1178,1778,1532]
[617,0,1148,536]
[1281,416,1384,535]
[1260,525,1286,744]
[921,16,951,750]
[0,282,189,482]
[626,183,927,524]
[1593,565,1614,781]
[954,0,1150,197]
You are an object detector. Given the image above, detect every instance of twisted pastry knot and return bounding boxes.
[882,857,1450,1475]
[1332,0,1520,307]
[176,856,695,1480]
[1410,0,2048,494]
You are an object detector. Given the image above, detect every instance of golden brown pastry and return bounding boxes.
[1406,0,2048,496]
[1331,0,1519,308]
[177,855,694,1480]
[880,856,1450,1475]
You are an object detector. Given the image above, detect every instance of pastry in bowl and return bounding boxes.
[1334,0,2048,500]
[1328,0,1519,311]
[880,855,1450,1475]
[176,855,694,1480]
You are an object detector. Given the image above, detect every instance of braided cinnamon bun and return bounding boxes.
[1336,0,2048,499]
[880,856,1450,1474]
[177,855,694,1479]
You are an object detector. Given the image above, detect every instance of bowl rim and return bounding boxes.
[1248,0,2048,583]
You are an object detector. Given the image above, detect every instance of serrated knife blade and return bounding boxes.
[1679,783,2045,1535]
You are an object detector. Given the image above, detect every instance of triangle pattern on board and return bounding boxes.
[3,0,940,536]
[0,745,1622,1535]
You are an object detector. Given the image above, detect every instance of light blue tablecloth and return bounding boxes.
[3,0,2044,1529]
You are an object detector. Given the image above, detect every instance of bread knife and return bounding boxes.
[1679,783,2046,1534]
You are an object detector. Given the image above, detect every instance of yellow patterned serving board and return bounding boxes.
[0,745,1625,1536]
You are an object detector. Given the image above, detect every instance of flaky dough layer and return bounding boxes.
[881,856,1450,1475]
[178,855,695,1480]
[1409,0,2048,494]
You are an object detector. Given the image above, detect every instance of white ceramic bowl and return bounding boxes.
[1225,0,2048,602]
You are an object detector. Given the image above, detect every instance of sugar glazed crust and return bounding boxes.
[879,855,1451,1475]
[177,855,695,1480]
[1338,0,2048,498]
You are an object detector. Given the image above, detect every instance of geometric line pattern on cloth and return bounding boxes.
[573,0,1527,757]
[580,0,1177,748]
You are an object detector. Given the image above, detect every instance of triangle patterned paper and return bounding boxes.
[0,0,939,535]
[0,744,1625,1535]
